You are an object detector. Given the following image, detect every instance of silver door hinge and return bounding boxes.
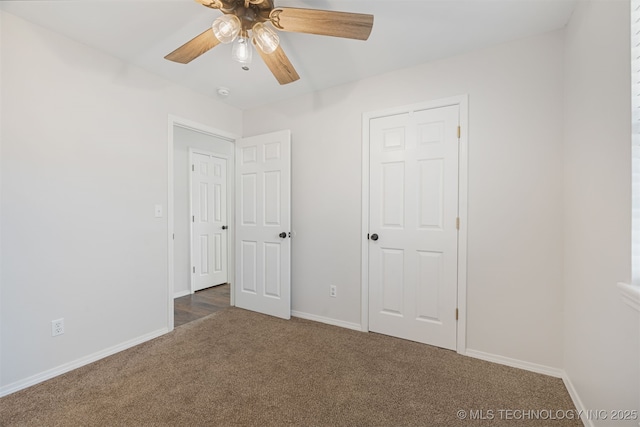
[173,233,175,240]
[192,216,195,222]
[193,266,195,273]
[192,164,195,172]
[456,308,459,321]
[456,217,460,230]
[457,126,461,139]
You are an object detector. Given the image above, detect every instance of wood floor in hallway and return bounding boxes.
[174,283,230,327]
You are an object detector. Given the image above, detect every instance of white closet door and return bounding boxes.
[368,105,459,350]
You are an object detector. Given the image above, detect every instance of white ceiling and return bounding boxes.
[0,0,577,110]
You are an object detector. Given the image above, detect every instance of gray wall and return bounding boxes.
[563,1,639,422]
[244,30,566,369]
[0,11,242,391]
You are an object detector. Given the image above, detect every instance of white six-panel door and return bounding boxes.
[368,105,459,350]
[191,151,228,292]
[235,130,291,319]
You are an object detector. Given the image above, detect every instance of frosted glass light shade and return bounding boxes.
[212,15,241,44]
[231,36,252,64]
[252,22,279,54]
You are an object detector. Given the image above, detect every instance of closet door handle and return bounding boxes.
[279,232,287,238]
[370,233,379,241]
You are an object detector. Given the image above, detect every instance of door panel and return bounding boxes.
[264,242,281,297]
[382,162,405,227]
[416,250,442,321]
[241,174,257,225]
[381,248,404,315]
[191,152,227,291]
[240,241,257,293]
[369,106,459,350]
[264,171,281,226]
[235,130,291,319]
[418,159,444,229]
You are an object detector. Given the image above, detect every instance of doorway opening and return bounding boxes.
[167,116,239,331]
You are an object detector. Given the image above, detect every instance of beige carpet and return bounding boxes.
[1,308,581,426]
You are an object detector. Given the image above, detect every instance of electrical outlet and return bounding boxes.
[51,318,64,337]
[330,285,337,298]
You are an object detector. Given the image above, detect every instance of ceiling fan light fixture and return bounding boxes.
[231,35,252,65]
[166,2,374,85]
[252,22,279,54]
[212,14,241,43]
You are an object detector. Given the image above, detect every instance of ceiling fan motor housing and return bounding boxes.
[205,0,273,25]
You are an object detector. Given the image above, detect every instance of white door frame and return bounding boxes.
[360,95,469,354]
[167,115,239,331]
[189,148,230,294]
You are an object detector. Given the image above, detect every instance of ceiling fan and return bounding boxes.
[165,0,374,85]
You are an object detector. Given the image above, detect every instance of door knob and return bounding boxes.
[222,225,228,230]
[370,233,379,241]
[279,232,287,238]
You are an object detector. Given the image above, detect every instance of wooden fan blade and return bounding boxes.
[165,29,221,64]
[256,45,300,85]
[270,7,374,41]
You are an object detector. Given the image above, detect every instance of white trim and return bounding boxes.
[360,112,371,331]
[0,328,168,398]
[168,115,239,330]
[617,282,640,312]
[562,373,593,427]
[363,95,469,121]
[189,148,195,294]
[174,289,191,299]
[360,95,469,354]
[465,348,591,425]
[292,311,362,332]
[167,118,176,332]
[456,95,469,354]
[170,115,237,142]
[464,349,564,378]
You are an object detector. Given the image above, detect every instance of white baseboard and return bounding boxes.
[465,350,592,426]
[562,373,591,427]
[464,348,564,378]
[173,289,191,299]
[291,310,362,332]
[0,327,169,398]
[0,318,591,427]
